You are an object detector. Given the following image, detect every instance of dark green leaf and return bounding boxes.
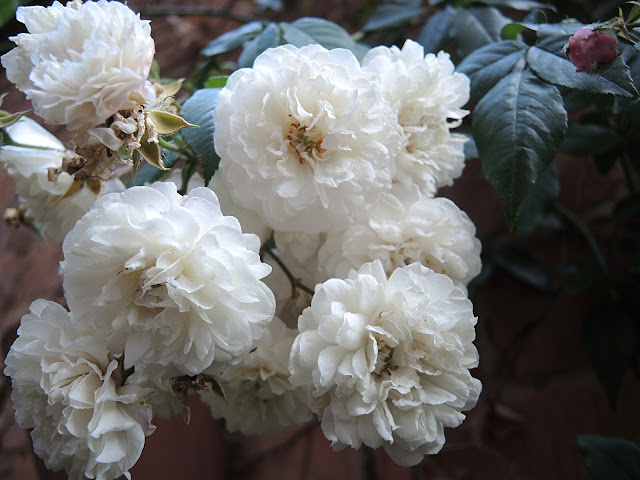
[584,301,638,407]
[516,163,559,235]
[522,8,547,24]
[288,17,359,51]
[578,435,640,480]
[204,76,228,89]
[128,151,179,187]
[477,0,555,11]
[560,123,621,156]
[238,23,281,68]
[473,70,567,229]
[201,22,264,57]
[451,7,512,57]
[527,47,638,97]
[490,245,551,290]
[180,88,222,185]
[457,40,527,102]
[462,134,478,160]
[281,23,316,46]
[417,7,452,53]
[362,4,426,32]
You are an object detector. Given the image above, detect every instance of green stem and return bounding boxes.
[158,137,199,163]
[554,202,607,272]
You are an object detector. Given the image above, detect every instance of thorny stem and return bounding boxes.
[554,202,608,272]
[263,247,315,297]
[137,5,254,23]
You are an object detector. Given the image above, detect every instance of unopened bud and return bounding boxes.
[567,27,618,73]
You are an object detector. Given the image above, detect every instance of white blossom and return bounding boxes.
[201,317,313,435]
[1,0,155,130]
[362,40,470,196]
[210,171,271,244]
[214,44,402,233]
[289,260,481,466]
[4,299,155,480]
[0,117,125,241]
[61,182,275,378]
[318,184,481,290]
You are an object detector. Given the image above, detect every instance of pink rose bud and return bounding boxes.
[567,27,618,73]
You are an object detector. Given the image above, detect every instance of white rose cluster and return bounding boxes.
[3,1,484,474]
[5,183,278,479]
[1,0,155,131]
[212,40,482,466]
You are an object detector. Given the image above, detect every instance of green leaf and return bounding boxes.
[362,4,426,32]
[127,151,179,187]
[288,17,358,51]
[201,21,264,57]
[204,76,228,89]
[516,163,559,235]
[584,301,637,407]
[457,40,527,103]
[238,23,281,68]
[473,70,567,229]
[451,7,512,57]
[578,435,640,480]
[560,123,621,156]
[490,245,552,290]
[527,47,638,97]
[180,89,221,185]
[417,7,453,53]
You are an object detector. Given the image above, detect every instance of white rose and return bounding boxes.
[1,0,155,131]
[214,44,402,233]
[362,40,470,196]
[210,171,272,244]
[4,299,155,480]
[0,117,125,241]
[289,260,481,466]
[318,183,481,290]
[201,317,313,435]
[62,182,275,377]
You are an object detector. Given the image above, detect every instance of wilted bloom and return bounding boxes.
[1,0,155,130]
[0,117,124,241]
[289,260,481,466]
[201,317,313,435]
[214,44,402,233]
[61,182,275,378]
[4,299,155,480]
[567,27,618,73]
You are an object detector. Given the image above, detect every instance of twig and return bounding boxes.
[137,5,254,24]
[554,202,608,272]
[263,247,315,297]
[232,423,316,474]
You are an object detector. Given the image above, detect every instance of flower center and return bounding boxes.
[286,117,326,164]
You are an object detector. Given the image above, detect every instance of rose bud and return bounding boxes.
[567,27,618,73]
